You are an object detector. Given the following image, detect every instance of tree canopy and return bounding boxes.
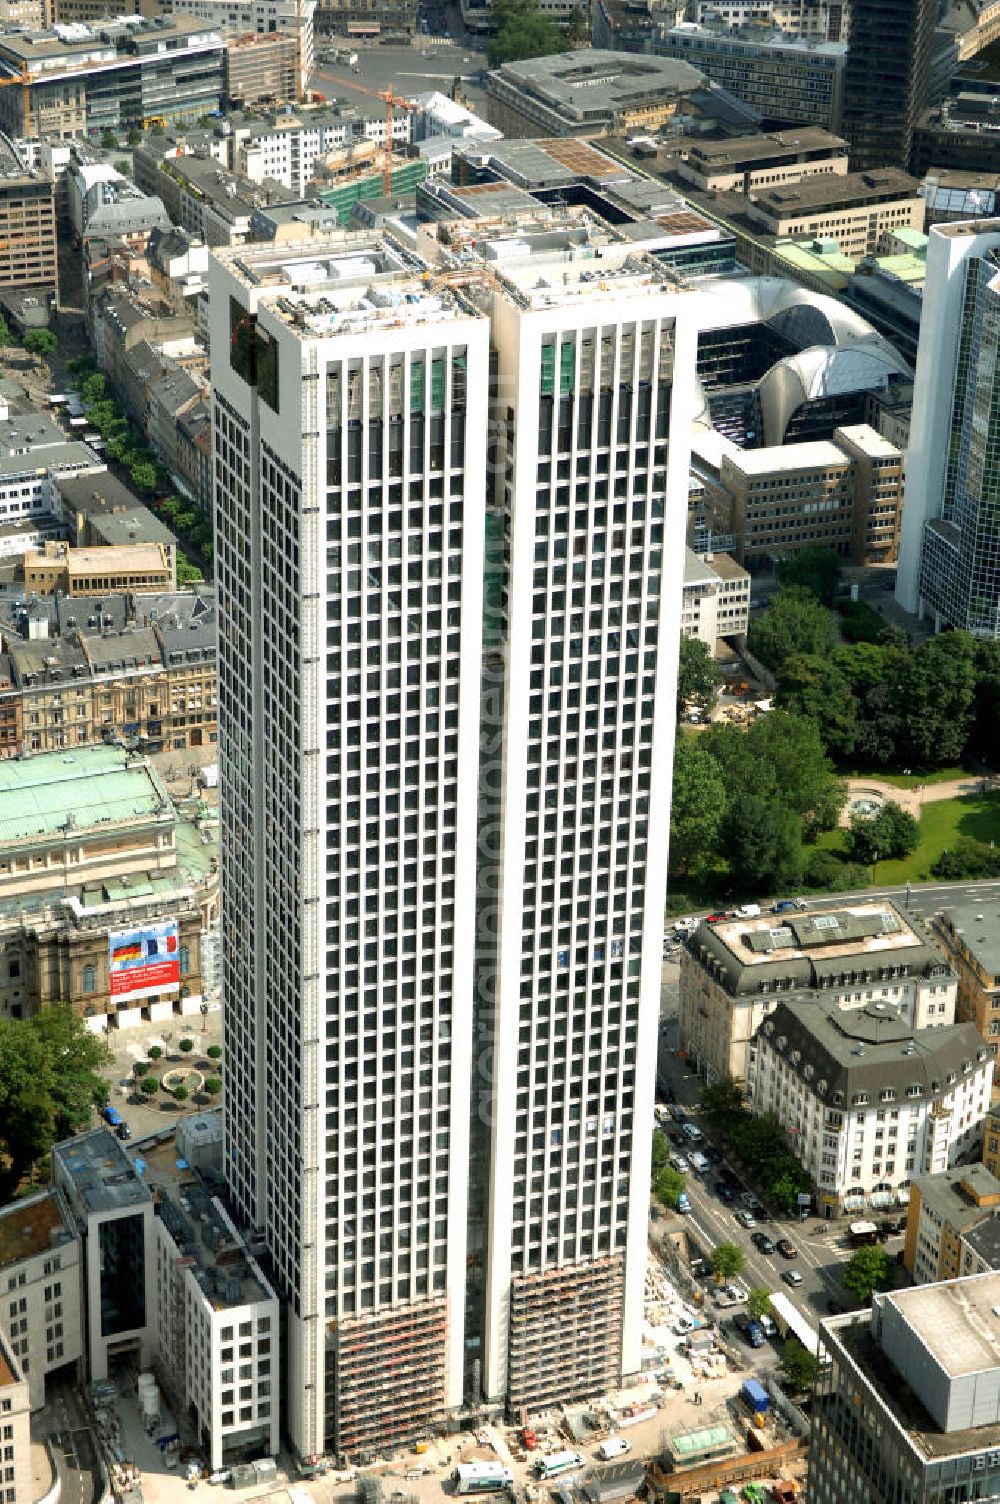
[488,0,563,64]
[846,799,920,866]
[748,1287,773,1322]
[776,545,843,605]
[653,1165,687,1208]
[722,794,804,892]
[710,1241,745,1280]
[777,654,858,761]
[0,1008,110,1196]
[747,586,839,671]
[843,1244,893,1304]
[676,635,721,720]
[780,1338,819,1392]
[670,733,726,876]
[24,328,57,357]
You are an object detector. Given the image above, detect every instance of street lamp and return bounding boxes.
[200,1001,209,1034]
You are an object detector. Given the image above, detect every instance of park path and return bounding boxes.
[839,775,995,825]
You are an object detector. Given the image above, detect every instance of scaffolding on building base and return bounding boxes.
[328,1297,448,1459]
[508,1255,625,1417]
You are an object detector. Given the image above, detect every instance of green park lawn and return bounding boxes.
[842,766,966,790]
[820,790,1000,885]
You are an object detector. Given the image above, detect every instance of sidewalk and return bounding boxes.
[840,774,995,825]
[100,1013,224,1139]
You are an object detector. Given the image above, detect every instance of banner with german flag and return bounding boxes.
[108,920,181,1000]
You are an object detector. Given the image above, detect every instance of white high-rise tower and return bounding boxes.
[210,219,693,1460]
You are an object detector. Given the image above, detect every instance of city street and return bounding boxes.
[653,999,907,1343]
[668,877,1000,928]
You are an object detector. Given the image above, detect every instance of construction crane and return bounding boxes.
[0,65,32,141]
[321,72,417,195]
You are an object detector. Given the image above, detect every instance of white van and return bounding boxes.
[737,903,761,918]
[688,1149,709,1173]
[596,1438,631,1461]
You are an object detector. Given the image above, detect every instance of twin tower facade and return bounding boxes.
[209,226,694,1462]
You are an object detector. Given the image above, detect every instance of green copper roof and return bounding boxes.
[0,745,169,846]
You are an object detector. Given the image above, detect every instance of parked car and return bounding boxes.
[707,912,730,923]
[715,1182,736,1203]
[776,1238,798,1259]
[115,1122,131,1141]
[682,1122,704,1143]
[751,1232,775,1255]
[758,1313,777,1338]
[735,1208,756,1229]
[670,1153,690,1173]
[782,1268,804,1287]
[676,1192,692,1215]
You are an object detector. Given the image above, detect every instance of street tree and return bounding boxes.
[204,1078,222,1097]
[700,1075,744,1127]
[747,1288,773,1323]
[843,1244,893,1304]
[780,1339,819,1393]
[130,461,157,494]
[24,329,57,357]
[653,1166,687,1209]
[140,1076,159,1096]
[173,1084,189,1102]
[651,1128,670,1176]
[709,1241,745,1281]
[676,634,722,720]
